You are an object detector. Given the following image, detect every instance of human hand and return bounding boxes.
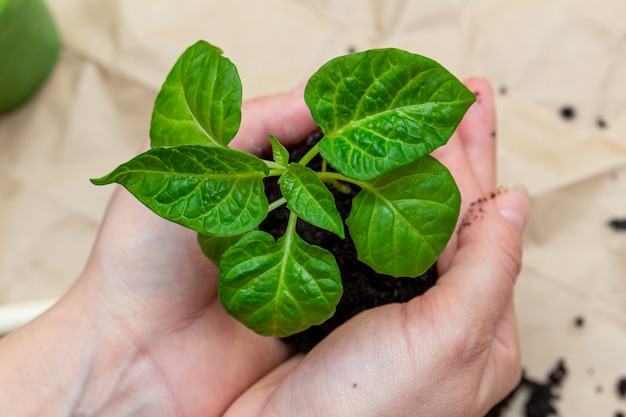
[0,89,319,417]
[0,78,528,417]
[224,78,530,417]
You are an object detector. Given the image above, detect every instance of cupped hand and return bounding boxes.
[224,79,530,417]
[61,78,528,417]
[64,90,319,416]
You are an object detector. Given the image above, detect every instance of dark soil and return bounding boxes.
[259,131,438,353]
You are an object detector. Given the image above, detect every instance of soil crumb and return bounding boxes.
[560,105,576,120]
[617,377,626,398]
[485,359,567,417]
[609,219,626,231]
[574,316,585,328]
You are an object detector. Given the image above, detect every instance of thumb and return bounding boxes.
[435,186,530,326]
[229,88,318,155]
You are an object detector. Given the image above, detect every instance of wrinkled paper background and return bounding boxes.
[1,0,625,415]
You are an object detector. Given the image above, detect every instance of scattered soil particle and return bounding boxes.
[574,316,585,328]
[617,377,626,398]
[597,117,608,129]
[616,411,625,417]
[609,219,626,231]
[499,85,508,95]
[526,360,567,417]
[459,190,503,230]
[347,46,357,53]
[485,359,567,417]
[548,360,567,386]
[560,105,576,120]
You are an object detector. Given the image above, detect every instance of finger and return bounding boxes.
[434,133,482,270]
[476,299,522,413]
[230,88,318,155]
[433,79,497,272]
[435,186,529,332]
[223,354,304,416]
[432,129,484,218]
[456,78,497,191]
[433,130,483,272]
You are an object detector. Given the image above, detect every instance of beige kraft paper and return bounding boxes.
[1,1,625,415]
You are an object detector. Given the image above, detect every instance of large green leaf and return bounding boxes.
[218,230,342,337]
[150,40,242,148]
[279,163,345,238]
[91,145,268,236]
[346,156,460,277]
[305,48,475,181]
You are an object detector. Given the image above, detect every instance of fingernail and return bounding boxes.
[495,184,530,230]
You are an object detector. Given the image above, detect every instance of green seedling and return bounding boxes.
[92,41,475,337]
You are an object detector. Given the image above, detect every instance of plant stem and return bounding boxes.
[268,197,287,212]
[317,171,365,188]
[298,142,320,167]
[285,210,298,239]
[268,169,287,177]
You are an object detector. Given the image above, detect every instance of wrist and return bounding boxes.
[56,273,182,416]
[0,276,157,416]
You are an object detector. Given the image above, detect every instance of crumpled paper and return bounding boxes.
[1,0,625,415]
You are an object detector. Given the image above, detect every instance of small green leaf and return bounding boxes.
[197,232,246,265]
[91,145,269,236]
[150,40,242,148]
[346,156,460,277]
[279,163,345,238]
[305,48,476,181]
[218,229,343,337]
[269,134,290,168]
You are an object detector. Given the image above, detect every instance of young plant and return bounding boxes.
[91,41,475,337]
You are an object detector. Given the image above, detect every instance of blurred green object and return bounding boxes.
[0,0,60,114]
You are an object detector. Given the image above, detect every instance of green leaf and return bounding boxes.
[346,156,460,277]
[91,145,269,236]
[150,40,242,148]
[305,48,476,181]
[197,232,246,265]
[279,163,345,238]
[269,134,290,167]
[218,229,343,337]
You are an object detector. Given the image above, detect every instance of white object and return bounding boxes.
[0,299,56,335]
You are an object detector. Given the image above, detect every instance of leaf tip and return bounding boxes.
[89,175,113,186]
